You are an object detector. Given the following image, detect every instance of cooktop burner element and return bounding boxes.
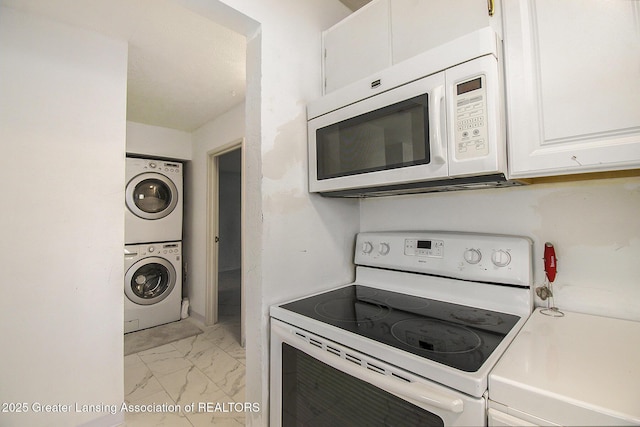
[281,284,520,372]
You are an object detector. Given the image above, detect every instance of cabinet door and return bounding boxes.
[504,0,640,178]
[323,0,391,93]
[391,0,500,64]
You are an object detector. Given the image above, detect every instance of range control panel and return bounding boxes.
[355,231,532,287]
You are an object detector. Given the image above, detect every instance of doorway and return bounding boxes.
[206,140,245,346]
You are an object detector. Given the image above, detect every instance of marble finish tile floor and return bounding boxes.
[123,316,245,426]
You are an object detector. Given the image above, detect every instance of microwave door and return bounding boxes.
[308,72,449,194]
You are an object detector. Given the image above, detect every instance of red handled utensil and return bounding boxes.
[541,242,563,317]
[543,242,557,283]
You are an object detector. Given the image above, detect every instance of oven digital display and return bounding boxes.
[417,240,432,249]
[404,239,443,257]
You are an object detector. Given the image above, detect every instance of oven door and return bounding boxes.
[270,318,485,426]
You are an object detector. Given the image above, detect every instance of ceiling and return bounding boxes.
[1,0,246,132]
[125,3,246,131]
[1,0,367,132]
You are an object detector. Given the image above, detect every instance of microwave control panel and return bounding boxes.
[454,76,489,160]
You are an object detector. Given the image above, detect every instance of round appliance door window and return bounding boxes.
[125,172,178,220]
[125,257,176,305]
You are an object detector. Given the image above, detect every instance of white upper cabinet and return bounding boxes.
[504,0,640,178]
[323,0,391,94]
[322,0,498,94]
[391,0,501,64]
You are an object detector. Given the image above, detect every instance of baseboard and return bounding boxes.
[189,310,206,326]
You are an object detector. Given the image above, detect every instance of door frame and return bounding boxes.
[205,139,245,346]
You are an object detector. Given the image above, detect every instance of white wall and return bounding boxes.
[0,7,127,427]
[361,176,640,321]
[126,121,193,160]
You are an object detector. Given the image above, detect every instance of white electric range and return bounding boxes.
[270,231,534,426]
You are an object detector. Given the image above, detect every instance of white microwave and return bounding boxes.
[307,28,524,197]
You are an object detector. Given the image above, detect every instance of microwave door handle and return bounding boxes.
[294,336,464,414]
[430,85,446,164]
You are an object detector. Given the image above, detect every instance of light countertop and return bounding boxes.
[489,308,640,426]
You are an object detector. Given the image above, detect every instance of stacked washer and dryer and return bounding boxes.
[124,156,183,333]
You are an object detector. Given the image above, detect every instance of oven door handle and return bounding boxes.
[299,338,464,414]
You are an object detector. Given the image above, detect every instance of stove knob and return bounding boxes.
[492,250,511,267]
[463,248,482,264]
[378,243,390,255]
[362,241,374,254]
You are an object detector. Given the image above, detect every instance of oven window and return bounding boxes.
[282,343,444,426]
[316,94,430,180]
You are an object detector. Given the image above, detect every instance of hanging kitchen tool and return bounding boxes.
[540,242,564,317]
[543,242,557,282]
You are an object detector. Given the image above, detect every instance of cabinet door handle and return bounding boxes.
[487,0,495,16]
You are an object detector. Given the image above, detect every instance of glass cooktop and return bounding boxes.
[280,285,520,372]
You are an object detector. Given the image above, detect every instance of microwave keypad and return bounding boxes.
[455,80,489,160]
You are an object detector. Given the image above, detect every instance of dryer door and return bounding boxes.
[125,257,177,305]
[126,172,178,220]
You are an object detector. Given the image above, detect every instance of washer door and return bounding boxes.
[126,172,178,220]
[125,257,176,305]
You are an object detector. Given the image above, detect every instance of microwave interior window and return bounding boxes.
[316,94,430,180]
